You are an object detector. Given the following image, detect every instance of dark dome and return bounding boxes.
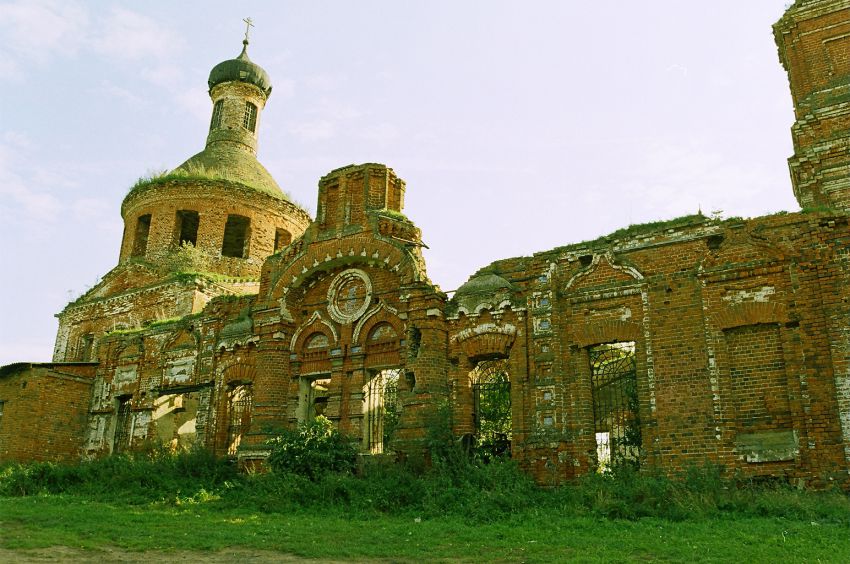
[456,273,513,297]
[208,41,272,96]
[453,272,516,313]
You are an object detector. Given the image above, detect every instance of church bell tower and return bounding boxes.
[775,0,850,210]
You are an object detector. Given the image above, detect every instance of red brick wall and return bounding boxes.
[726,324,791,432]
[0,364,95,463]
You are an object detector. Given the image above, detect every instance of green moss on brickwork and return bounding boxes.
[128,167,254,193]
[545,213,732,255]
[461,213,764,285]
[802,205,842,214]
[126,161,306,214]
[376,209,412,222]
[208,294,248,306]
[146,316,183,328]
[582,213,711,246]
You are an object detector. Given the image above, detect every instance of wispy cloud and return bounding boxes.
[94,80,148,107]
[0,0,88,64]
[91,7,183,61]
[0,2,184,89]
[0,134,61,222]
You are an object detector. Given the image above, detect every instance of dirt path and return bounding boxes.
[0,547,356,563]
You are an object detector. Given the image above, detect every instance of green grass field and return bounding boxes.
[2,495,849,562]
[2,448,849,562]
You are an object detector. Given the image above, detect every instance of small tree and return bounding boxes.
[266,416,357,480]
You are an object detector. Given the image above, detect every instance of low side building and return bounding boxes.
[0,363,96,463]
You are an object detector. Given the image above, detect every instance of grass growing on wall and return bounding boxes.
[126,164,309,213]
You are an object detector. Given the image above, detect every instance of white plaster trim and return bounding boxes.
[640,288,656,415]
[290,311,339,350]
[564,253,644,290]
[327,268,373,324]
[352,302,399,344]
[217,335,260,352]
[450,323,517,345]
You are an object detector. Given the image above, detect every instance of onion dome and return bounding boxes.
[208,40,272,97]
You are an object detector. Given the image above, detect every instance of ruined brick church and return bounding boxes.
[2,0,850,486]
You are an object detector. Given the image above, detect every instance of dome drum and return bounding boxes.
[119,179,310,278]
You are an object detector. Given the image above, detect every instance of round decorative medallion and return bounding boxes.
[327,269,372,324]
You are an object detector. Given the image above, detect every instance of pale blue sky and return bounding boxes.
[0,0,796,365]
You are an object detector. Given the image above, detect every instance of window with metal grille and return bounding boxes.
[175,210,199,246]
[227,385,253,455]
[364,369,402,454]
[222,214,250,258]
[210,99,224,131]
[589,342,641,472]
[243,101,257,132]
[471,359,512,459]
[114,396,133,453]
[131,214,151,257]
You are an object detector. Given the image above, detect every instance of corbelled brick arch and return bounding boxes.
[360,316,404,371]
[290,312,340,351]
[352,303,401,346]
[263,235,425,306]
[570,320,642,349]
[564,252,645,292]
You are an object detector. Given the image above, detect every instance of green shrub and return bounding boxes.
[0,447,236,501]
[266,416,358,480]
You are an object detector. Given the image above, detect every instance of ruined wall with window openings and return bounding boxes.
[2,0,850,487]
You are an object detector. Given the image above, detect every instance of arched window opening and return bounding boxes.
[243,101,257,132]
[589,341,641,472]
[363,368,402,454]
[175,210,199,246]
[470,359,511,459]
[210,99,224,131]
[132,214,151,257]
[222,214,250,258]
[274,228,291,252]
[227,385,253,455]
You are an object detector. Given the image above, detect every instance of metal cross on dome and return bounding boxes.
[243,17,254,43]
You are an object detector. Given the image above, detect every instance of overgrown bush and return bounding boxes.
[266,416,358,480]
[3,440,849,526]
[0,446,235,501]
